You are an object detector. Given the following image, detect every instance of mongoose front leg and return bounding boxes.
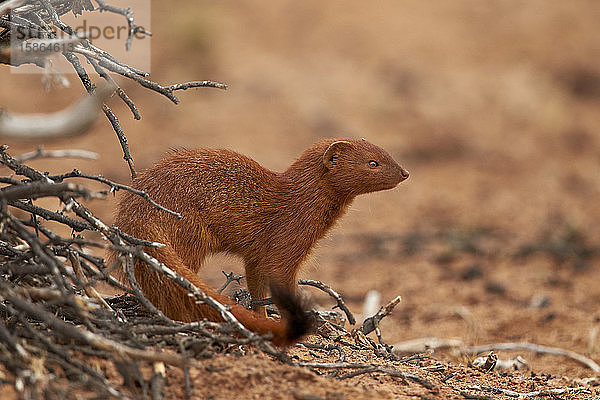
[244,260,269,317]
[246,271,269,317]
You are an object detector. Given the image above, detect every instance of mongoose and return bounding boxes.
[112,138,409,344]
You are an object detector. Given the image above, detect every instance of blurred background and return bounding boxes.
[1,0,599,376]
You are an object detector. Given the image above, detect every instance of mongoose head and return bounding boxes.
[322,138,409,196]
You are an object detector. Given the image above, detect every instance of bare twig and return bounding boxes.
[0,181,106,201]
[458,342,600,373]
[49,168,182,218]
[360,295,401,335]
[8,199,91,231]
[218,270,244,293]
[13,286,97,318]
[298,279,356,325]
[16,147,99,162]
[111,225,165,248]
[167,80,228,92]
[87,57,141,120]
[298,342,346,362]
[0,0,26,17]
[392,337,464,355]
[295,361,435,390]
[95,0,151,51]
[73,47,227,104]
[69,251,114,312]
[121,254,174,325]
[460,391,493,400]
[60,51,138,179]
[467,385,591,398]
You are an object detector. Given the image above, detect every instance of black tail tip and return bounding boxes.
[270,283,313,342]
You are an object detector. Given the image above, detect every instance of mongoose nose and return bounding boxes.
[400,168,409,179]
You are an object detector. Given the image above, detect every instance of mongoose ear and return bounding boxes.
[323,140,353,169]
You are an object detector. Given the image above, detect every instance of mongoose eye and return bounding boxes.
[368,160,379,168]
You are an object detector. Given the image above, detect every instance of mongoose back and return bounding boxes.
[112,138,409,344]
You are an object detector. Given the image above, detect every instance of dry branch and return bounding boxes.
[466,384,591,398]
[16,146,99,162]
[0,181,105,201]
[2,285,196,368]
[69,251,113,312]
[0,83,116,139]
[49,168,182,218]
[296,361,435,389]
[459,342,600,373]
[95,0,151,51]
[359,295,401,335]
[299,279,356,325]
[218,270,244,293]
[392,337,464,355]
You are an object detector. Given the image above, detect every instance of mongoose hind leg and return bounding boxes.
[136,243,222,322]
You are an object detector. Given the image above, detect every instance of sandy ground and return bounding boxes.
[1,1,600,398]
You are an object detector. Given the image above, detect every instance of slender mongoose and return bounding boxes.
[112,138,409,344]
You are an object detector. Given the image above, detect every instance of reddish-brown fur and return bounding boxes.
[111,138,409,344]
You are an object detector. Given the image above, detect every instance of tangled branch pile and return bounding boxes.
[0,145,300,398]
